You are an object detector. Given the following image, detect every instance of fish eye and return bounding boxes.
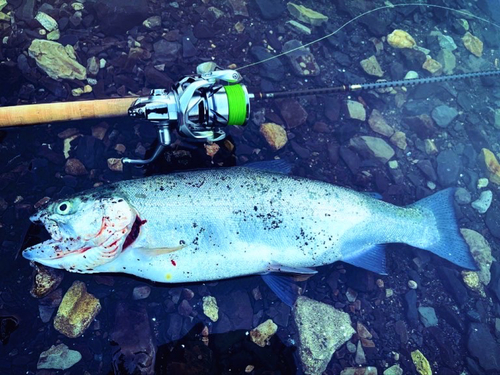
[56,201,72,215]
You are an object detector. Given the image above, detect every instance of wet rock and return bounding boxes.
[416,160,437,182]
[384,364,403,375]
[250,46,285,82]
[228,0,248,16]
[260,122,288,151]
[436,305,465,332]
[387,29,416,48]
[277,99,307,128]
[344,100,366,121]
[28,40,87,81]
[436,149,460,187]
[460,229,494,288]
[341,367,377,375]
[153,40,180,62]
[143,15,161,29]
[404,289,418,326]
[255,0,286,20]
[349,136,395,164]
[35,12,58,32]
[37,343,81,370]
[107,158,123,172]
[291,140,310,159]
[293,296,355,375]
[283,39,320,76]
[479,148,500,185]
[455,187,471,205]
[462,271,482,295]
[250,319,277,347]
[360,55,384,77]
[438,267,468,307]
[65,158,88,176]
[355,340,366,365]
[422,57,442,74]
[287,3,328,26]
[437,49,456,74]
[30,263,64,298]
[110,302,156,374]
[462,32,483,57]
[467,323,500,372]
[54,281,101,338]
[411,349,432,375]
[202,296,218,322]
[390,131,407,150]
[39,289,63,323]
[133,285,151,300]
[471,190,492,214]
[418,306,438,327]
[403,115,436,139]
[286,20,312,35]
[368,109,394,137]
[431,105,458,128]
[94,0,149,36]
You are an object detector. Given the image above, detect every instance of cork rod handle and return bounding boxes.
[0,97,137,127]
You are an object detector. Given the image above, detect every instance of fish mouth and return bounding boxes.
[22,214,144,267]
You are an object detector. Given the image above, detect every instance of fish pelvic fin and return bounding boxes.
[410,188,478,270]
[343,244,387,275]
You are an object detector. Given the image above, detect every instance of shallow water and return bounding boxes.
[1,0,500,374]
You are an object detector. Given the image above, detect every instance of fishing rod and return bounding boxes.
[0,2,499,165]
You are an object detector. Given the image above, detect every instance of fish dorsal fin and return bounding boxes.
[342,244,387,275]
[137,245,186,256]
[244,160,292,174]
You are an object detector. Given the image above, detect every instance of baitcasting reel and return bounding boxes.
[123,62,251,164]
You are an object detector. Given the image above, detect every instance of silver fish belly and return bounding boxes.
[23,166,477,283]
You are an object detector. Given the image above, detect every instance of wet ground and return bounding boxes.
[1,0,500,373]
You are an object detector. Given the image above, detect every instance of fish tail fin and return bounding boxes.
[410,188,478,270]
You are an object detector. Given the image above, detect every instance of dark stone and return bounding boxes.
[144,65,174,89]
[193,20,215,39]
[403,100,431,116]
[489,261,500,302]
[436,305,465,332]
[75,136,105,170]
[249,46,285,82]
[428,326,459,368]
[327,143,339,165]
[464,121,490,153]
[466,310,482,323]
[466,356,486,375]
[254,0,286,20]
[215,290,252,332]
[436,149,460,187]
[404,289,418,326]
[153,40,181,62]
[332,51,351,67]
[400,48,427,70]
[93,0,149,36]
[277,99,307,128]
[438,267,468,307]
[339,146,360,175]
[110,302,156,374]
[467,323,500,372]
[431,105,458,128]
[17,0,36,21]
[485,200,500,239]
[416,159,437,181]
[457,91,475,111]
[358,9,394,36]
[182,37,197,58]
[345,266,375,292]
[290,140,310,159]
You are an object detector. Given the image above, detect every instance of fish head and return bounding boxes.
[23,194,138,273]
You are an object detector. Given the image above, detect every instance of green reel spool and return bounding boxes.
[224,84,250,126]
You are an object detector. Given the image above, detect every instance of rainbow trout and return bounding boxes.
[23,163,476,304]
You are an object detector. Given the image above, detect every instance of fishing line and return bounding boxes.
[236,2,500,71]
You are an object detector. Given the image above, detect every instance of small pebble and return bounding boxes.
[386,288,394,298]
[477,178,489,189]
[376,279,384,288]
[408,280,418,289]
[133,285,151,300]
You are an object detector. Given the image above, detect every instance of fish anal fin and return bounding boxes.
[343,244,387,275]
[267,263,318,275]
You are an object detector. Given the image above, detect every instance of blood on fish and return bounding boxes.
[123,216,146,250]
[171,260,177,266]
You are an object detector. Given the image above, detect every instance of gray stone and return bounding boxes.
[282,39,320,76]
[345,100,366,121]
[133,285,151,300]
[255,0,286,20]
[384,364,403,375]
[455,187,472,205]
[471,190,493,214]
[250,46,285,82]
[37,344,81,370]
[431,105,458,128]
[349,136,395,164]
[418,306,438,327]
[460,229,495,287]
[436,149,460,186]
[293,296,355,375]
[467,323,500,372]
[153,40,180,62]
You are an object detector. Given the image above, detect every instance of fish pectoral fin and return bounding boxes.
[137,245,186,256]
[342,243,388,275]
[261,273,300,308]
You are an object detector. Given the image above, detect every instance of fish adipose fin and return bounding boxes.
[261,264,318,307]
[343,244,387,275]
[410,188,478,270]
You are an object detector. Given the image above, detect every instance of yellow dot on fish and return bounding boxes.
[165,273,172,280]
